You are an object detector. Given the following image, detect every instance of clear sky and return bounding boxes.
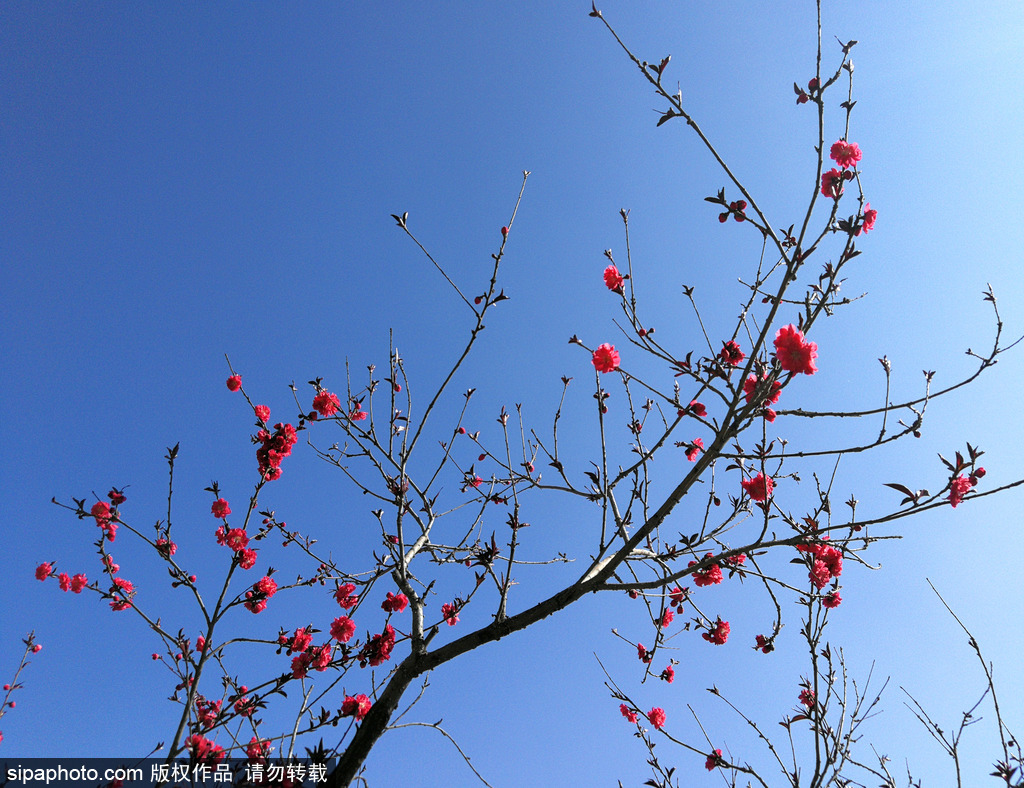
[3,2,1023,786]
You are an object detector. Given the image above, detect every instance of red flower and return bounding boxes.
[688,400,707,417]
[238,548,257,570]
[619,704,638,724]
[660,664,675,683]
[809,559,831,589]
[744,374,782,409]
[58,572,71,591]
[705,749,723,771]
[155,538,177,558]
[226,375,242,392]
[335,582,359,610]
[822,590,842,609]
[637,643,652,664]
[313,391,341,418]
[442,602,460,626]
[71,574,88,593]
[256,422,298,480]
[948,475,972,508]
[829,139,862,169]
[603,265,624,291]
[310,643,333,671]
[660,609,674,628]
[774,324,818,375]
[342,694,372,721]
[381,591,409,613]
[685,438,704,462]
[225,529,249,552]
[689,554,723,587]
[244,576,278,614]
[186,734,226,765]
[91,500,111,524]
[35,562,52,581]
[254,405,270,423]
[245,737,270,762]
[358,624,396,667]
[702,618,730,645]
[349,407,368,421]
[742,472,774,502]
[857,203,877,236]
[107,488,127,506]
[820,168,844,198]
[799,688,816,708]
[211,498,231,519]
[755,634,773,653]
[719,340,745,366]
[330,616,357,643]
[648,707,666,730]
[286,627,313,655]
[592,343,621,373]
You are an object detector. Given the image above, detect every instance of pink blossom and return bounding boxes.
[442,602,460,626]
[702,618,730,645]
[35,562,52,581]
[689,554,723,587]
[313,391,341,418]
[742,472,774,502]
[71,574,88,593]
[949,475,972,508]
[381,591,409,613]
[592,343,621,373]
[829,139,862,169]
[603,265,624,291]
[774,325,818,375]
[58,573,71,591]
[226,375,242,392]
[648,707,667,729]
[823,590,842,608]
[857,203,877,236]
[244,576,278,614]
[719,340,744,366]
[705,749,723,771]
[342,694,372,721]
[335,582,359,610]
[685,438,704,462]
[660,609,674,628]
[254,405,271,423]
[225,529,249,552]
[619,703,638,724]
[211,498,231,519]
[330,616,357,643]
[238,549,258,570]
[820,168,844,198]
[660,664,675,683]
[688,400,707,417]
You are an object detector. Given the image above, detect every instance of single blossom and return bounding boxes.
[688,400,707,417]
[702,618,730,645]
[820,168,844,199]
[226,375,242,392]
[71,574,88,593]
[381,591,409,613]
[58,572,71,591]
[313,391,342,418]
[648,707,667,730]
[35,562,52,581]
[660,664,675,683]
[705,749,723,771]
[660,609,674,628]
[592,343,621,373]
[254,405,271,423]
[857,203,877,236]
[244,576,278,614]
[799,688,816,708]
[948,475,972,508]
[829,139,862,169]
[755,634,773,653]
[741,472,774,502]
[224,529,249,552]
[689,554,723,587]
[603,264,625,291]
[211,498,232,519]
[719,340,745,367]
[823,590,842,609]
[330,616,357,643]
[335,582,360,610]
[685,438,704,462]
[774,324,818,375]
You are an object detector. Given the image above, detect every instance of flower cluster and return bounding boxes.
[948,474,974,508]
[91,500,118,541]
[755,634,774,654]
[335,582,360,610]
[291,643,332,679]
[244,576,278,614]
[186,734,225,765]
[442,601,461,626]
[620,704,638,724]
[798,538,844,590]
[195,696,222,730]
[741,472,774,502]
[358,624,396,668]
[688,553,723,587]
[718,199,747,223]
[702,617,730,645]
[774,325,818,375]
[256,422,298,481]
[342,694,372,721]
[381,591,409,613]
[245,737,271,763]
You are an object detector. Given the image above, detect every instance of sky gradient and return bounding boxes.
[3,2,1023,786]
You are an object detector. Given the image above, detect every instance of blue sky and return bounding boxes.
[3,2,1023,785]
